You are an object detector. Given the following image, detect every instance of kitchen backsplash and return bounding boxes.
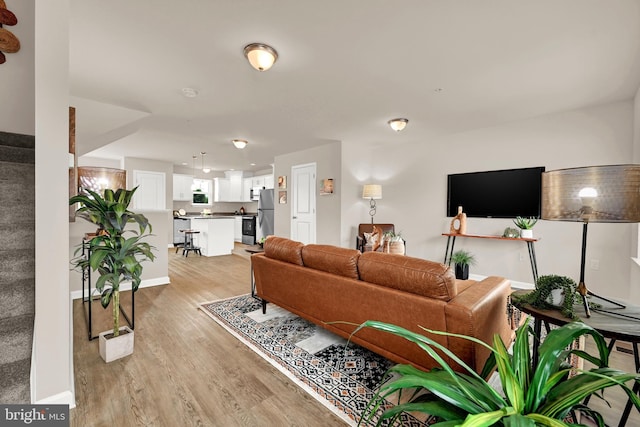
[173,200,258,214]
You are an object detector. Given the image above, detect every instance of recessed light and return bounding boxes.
[250,163,256,166]
[181,162,188,166]
[181,87,198,98]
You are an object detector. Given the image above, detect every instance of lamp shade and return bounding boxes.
[362,184,382,200]
[541,164,640,222]
[243,43,278,71]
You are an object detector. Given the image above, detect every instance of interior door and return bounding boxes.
[132,170,166,210]
[291,163,316,244]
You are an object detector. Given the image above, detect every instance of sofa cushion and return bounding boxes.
[264,236,304,266]
[301,244,360,279]
[358,252,457,301]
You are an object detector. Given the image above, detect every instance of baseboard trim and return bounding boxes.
[69,276,170,300]
[35,390,75,408]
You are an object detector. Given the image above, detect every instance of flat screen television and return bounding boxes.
[447,166,545,218]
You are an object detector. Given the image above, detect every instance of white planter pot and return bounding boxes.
[520,229,534,239]
[546,288,565,307]
[99,326,134,363]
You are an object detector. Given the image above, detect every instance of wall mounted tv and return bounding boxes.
[447,166,545,218]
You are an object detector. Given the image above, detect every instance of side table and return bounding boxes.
[511,290,640,427]
[245,245,264,299]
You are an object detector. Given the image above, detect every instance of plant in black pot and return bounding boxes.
[450,249,475,280]
[70,187,155,362]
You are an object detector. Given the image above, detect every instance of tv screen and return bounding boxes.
[447,167,545,218]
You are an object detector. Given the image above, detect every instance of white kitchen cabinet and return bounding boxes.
[242,177,253,202]
[234,216,242,242]
[228,171,243,201]
[173,174,193,201]
[252,176,265,188]
[214,178,230,202]
[264,174,274,189]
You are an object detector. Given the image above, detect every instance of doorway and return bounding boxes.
[291,163,316,244]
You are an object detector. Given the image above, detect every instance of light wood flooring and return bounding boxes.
[70,246,346,427]
[69,246,639,426]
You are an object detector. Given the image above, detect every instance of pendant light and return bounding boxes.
[201,152,210,173]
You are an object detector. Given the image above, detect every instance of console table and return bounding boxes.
[81,234,135,340]
[511,290,640,426]
[442,233,539,284]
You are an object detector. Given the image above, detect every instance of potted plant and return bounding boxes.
[513,216,538,238]
[512,274,579,320]
[357,320,640,426]
[383,231,405,255]
[450,249,476,280]
[70,187,155,362]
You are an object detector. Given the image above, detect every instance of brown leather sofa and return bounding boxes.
[251,236,513,374]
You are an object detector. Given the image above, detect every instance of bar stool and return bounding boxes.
[180,229,201,257]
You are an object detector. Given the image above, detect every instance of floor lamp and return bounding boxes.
[362,184,382,224]
[541,164,640,318]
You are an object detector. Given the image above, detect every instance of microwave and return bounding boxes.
[193,192,209,204]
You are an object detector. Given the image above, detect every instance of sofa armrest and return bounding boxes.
[444,276,512,372]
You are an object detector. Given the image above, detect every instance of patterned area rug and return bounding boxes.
[199,294,432,426]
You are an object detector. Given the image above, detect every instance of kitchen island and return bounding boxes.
[189,216,235,256]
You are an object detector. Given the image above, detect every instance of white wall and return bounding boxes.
[0,1,35,135]
[342,100,636,300]
[630,87,640,304]
[274,141,342,246]
[33,0,74,405]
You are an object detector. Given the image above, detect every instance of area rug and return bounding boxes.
[199,294,432,426]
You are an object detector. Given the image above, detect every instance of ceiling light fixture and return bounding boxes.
[181,87,198,98]
[201,151,210,173]
[232,139,248,149]
[243,43,278,71]
[388,118,408,132]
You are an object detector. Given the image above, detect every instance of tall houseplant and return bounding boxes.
[70,188,155,359]
[357,321,640,426]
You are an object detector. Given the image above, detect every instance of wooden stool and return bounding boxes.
[180,229,201,257]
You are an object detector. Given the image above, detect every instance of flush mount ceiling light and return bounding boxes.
[181,87,198,98]
[201,151,210,173]
[232,139,248,149]
[243,43,278,71]
[388,118,409,132]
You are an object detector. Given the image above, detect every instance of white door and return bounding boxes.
[291,163,316,244]
[132,170,166,210]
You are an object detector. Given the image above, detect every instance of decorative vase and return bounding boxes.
[455,264,469,280]
[99,326,134,363]
[388,240,405,255]
[520,229,533,239]
[450,206,467,235]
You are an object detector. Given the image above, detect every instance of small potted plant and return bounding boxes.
[383,231,405,255]
[512,274,579,320]
[513,216,538,238]
[70,187,155,362]
[450,249,476,280]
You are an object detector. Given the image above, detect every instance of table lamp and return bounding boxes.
[362,184,382,224]
[541,164,640,318]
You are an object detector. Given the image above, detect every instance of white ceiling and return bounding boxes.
[69,0,640,172]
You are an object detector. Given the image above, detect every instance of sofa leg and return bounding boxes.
[261,299,267,314]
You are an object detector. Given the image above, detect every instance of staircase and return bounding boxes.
[0,130,35,403]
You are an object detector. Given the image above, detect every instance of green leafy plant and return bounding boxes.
[513,275,579,320]
[383,231,403,242]
[513,216,538,230]
[356,321,640,426]
[450,249,476,267]
[502,227,520,238]
[70,187,155,337]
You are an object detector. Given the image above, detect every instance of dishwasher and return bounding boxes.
[173,217,191,248]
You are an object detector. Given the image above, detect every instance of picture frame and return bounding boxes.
[279,191,287,204]
[278,175,287,189]
[320,178,334,195]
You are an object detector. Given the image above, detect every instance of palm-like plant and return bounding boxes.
[70,187,155,337]
[357,321,640,426]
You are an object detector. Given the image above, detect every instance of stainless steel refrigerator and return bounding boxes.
[257,189,274,241]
